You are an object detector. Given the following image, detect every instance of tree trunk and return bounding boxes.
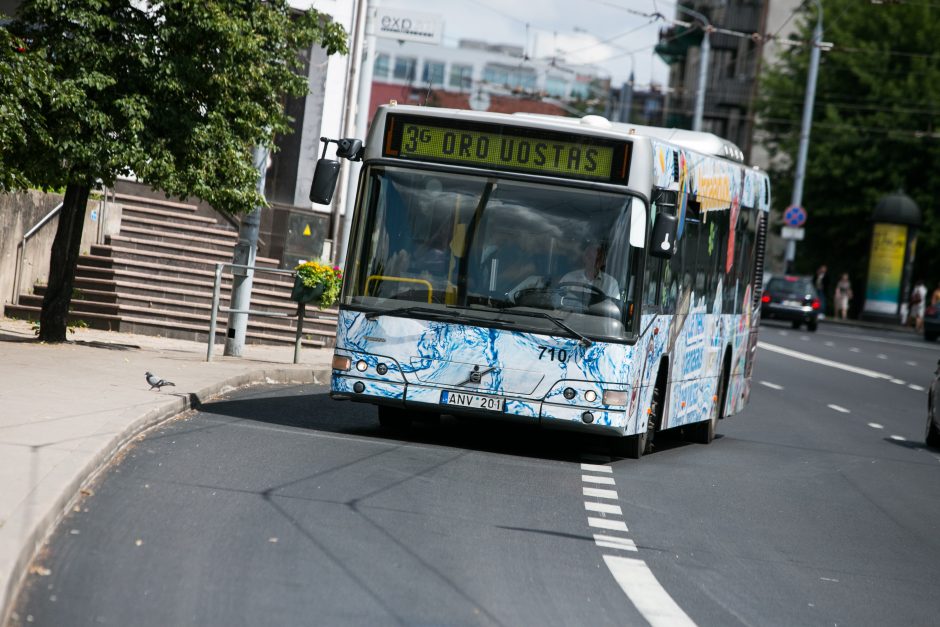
[38,182,91,342]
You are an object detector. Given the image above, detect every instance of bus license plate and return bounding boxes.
[441,391,504,412]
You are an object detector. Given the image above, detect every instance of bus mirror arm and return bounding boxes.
[309,136,366,205]
[649,213,678,259]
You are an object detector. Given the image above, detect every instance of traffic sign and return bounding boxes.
[781,226,805,241]
[784,205,807,227]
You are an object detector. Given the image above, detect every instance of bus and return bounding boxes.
[321,104,769,458]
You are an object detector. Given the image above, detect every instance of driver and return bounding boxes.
[559,241,620,299]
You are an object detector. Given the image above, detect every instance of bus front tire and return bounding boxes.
[615,427,650,460]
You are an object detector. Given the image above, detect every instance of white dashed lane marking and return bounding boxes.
[869,423,884,429]
[850,347,860,352]
[828,404,850,413]
[878,354,888,360]
[759,380,784,390]
[909,384,925,391]
[585,501,623,515]
[603,556,697,627]
[583,486,619,499]
[582,474,616,485]
[580,461,696,626]
[890,435,907,442]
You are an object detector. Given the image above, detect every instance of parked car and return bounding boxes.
[927,359,940,447]
[760,275,821,331]
[924,303,939,342]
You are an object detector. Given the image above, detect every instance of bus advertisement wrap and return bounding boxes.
[864,222,907,315]
[383,115,630,183]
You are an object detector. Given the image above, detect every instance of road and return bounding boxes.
[10,322,940,626]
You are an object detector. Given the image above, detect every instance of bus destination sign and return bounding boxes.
[383,115,630,183]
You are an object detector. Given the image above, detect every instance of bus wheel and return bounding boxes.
[614,425,649,460]
[378,406,411,430]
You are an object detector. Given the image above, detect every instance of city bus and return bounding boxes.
[322,104,769,458]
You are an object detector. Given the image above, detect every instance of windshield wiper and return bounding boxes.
[364,306,453,321]
[365,304,592,347]
[495,308,593,347]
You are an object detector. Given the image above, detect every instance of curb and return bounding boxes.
[1,366,332,627]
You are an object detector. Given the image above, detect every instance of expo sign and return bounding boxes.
[373,9,443,44]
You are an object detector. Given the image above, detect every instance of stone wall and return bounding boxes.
[0,190,104,317]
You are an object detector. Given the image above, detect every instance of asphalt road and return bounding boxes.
[10,322,940,626]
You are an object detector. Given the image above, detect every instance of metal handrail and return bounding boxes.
[206,262,312,363]
[12,201,64,304]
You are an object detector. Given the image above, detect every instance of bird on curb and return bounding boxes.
[145,371,175,391]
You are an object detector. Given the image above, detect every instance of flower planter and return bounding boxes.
[290,277,326,305]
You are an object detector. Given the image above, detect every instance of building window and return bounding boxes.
[422,61,445,86]
[374,53,390,80]
[545,76,568,98]
[449,64,473,90]
[393,57,416,81]
[483,64,509,86]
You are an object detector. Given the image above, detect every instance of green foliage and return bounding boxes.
[294,260,342,309]
[1,0,348,213]
[30,318,88,336]
[757,0,940,285]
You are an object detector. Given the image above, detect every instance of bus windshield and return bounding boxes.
[345,167,642,341]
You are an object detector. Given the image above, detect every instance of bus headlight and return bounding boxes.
[356,360,369,372]
[584,390,598,402]
[602,390,627,406]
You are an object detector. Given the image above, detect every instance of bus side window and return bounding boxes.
[642,257,662,314]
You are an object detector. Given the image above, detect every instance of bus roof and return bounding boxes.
[372,104,747,165]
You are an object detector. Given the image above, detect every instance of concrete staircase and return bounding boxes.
[6,193,337,348]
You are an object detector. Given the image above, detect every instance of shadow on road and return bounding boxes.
[196,383,696,463]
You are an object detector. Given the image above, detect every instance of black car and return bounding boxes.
[760,275,821,331]
[924,303,939,342]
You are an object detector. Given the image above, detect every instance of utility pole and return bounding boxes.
[329,0,367,265]
[673,4,711,132]
[785,0,823,273]
[336,0,376,271]
[224,144,269,357]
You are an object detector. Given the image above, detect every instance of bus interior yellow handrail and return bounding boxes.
[365,275,434,303]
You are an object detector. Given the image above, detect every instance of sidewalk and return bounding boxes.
[0,317,334,624]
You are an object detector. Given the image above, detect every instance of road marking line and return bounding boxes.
[759,342,894,381]
[583,487,619,499]
[594,534,637,551]
[589,517,629,532]
[585,501,623,515]
[759,381,784,390]
[868,423,884,429]
[828,404,850,413]
[582,474,616,485]
[890,435,907,441]
[825,341,835,347]
[850,347,860,353]
[581,463,613,473]
[603,556,697,627]
[877,354,888,359]
[801,336,810,341]
[907,361,918,366]
[909,384,925,391]
[891,379,906,385]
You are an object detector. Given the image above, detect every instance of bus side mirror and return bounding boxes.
[309,158,341,205]
[649,213,678,259]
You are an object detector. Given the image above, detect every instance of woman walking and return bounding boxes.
[834,273,853,320]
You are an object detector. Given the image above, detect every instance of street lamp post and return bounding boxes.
[785,0,823,273]
[673,4,711,132]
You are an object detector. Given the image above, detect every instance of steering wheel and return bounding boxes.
[557,281,609,307]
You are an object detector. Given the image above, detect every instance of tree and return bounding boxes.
[757,0,940,290]
[0,0,347,341]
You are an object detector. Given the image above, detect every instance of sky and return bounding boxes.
[372,0,676,89]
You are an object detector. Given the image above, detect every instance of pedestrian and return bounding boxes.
[814,264,830,317]
[834,272,853,320]
[910,279,928,332]
[931,283,940,306]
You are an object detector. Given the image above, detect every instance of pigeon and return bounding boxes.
[146,371,175,391]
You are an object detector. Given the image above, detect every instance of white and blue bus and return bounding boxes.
[321,104,769,458]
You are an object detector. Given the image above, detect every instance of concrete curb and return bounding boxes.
[1,366,332,627]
